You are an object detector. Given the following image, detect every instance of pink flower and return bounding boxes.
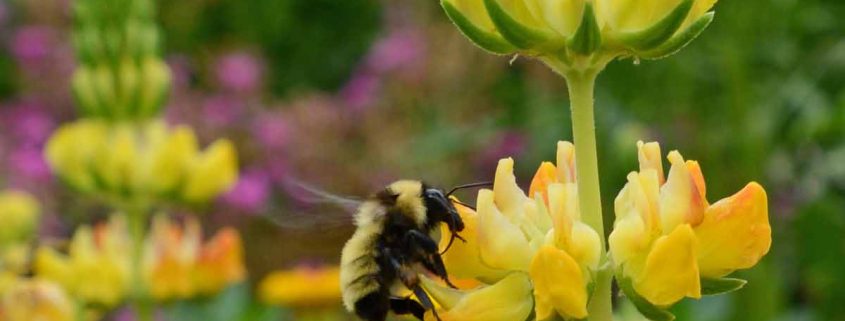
[214,51,263,93]
[339,70,380,112]
[366,28,427,74]
[11,26,55,66]
[221,169,271,213]
[7,147,52,184]
[252,114,291,150]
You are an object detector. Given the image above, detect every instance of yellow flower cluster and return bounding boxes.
[34,215,246,306]
[422,141,601,320]
[45,119,238,205]
[258,265,342,308]
[421,141,771,320]
[609,141,771,307]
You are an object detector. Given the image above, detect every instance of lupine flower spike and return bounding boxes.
[609,141,771,320]
[421,141,601,321]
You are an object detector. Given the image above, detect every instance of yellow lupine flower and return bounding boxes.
[259,265,342,307]
[0,190,40,246]
[609,141,771,307]
[424,141,600,320]
[144,215,246,301]
[0,278,74,321]
[44,119,238,205]
[34,216,131,307]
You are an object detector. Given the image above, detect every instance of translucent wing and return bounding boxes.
[262,177,363,229]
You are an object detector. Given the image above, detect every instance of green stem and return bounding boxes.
[127,206,153,321]
[565,69,613,321]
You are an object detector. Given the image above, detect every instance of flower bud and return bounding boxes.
[441,0,718,71]
[0,190,40,246]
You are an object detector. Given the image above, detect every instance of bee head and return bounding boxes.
[423,187,464,233]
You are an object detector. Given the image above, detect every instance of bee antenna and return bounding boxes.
[450,200,476,211]
[446,181,493,197]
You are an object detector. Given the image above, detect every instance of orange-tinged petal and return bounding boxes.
[440,200,509,281]
[635,224,701,307]
[659,151,707,232]
[695,182,771,278]
[423,272,533,321]
[529,246,589,319]
[529,162,558,205]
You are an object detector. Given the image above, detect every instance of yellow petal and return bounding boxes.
[695,182,771,278]
[634,224,701,307]
[568,222,602,269]
[637,141,664,185]
[616,172,661,236]
[522,0,585,37]
[445,0,497,31]
[529,246,589,319]
[659,151,707,233]
[423,272,533,321]
[608,208,648,270]
[148,125,198,194]
[556,141,576,183]
[441,200,510,282]
[182,139,239,203]
[477,189,533,272]
[493,158,529,220]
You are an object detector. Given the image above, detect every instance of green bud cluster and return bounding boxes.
[71,0,171,121]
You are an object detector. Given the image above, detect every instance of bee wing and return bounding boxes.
[262,177,362,229]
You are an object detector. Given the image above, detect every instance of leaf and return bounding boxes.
[700,277,747,296]
[441,0,518,54]
[617,276,676,321]
[639,12,715,60]
[618,0,693,50]
[567,2,601,55]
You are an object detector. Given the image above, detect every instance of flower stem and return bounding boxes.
[126,205,153,321]
[565,69,613,321]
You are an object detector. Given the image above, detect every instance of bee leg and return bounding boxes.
[390,297,426,320]
[404,230,459,289]
[412,285,442,321]
[353,291,390,321]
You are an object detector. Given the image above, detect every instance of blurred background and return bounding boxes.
[0,0,843,320]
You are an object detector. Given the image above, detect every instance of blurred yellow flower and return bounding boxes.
[424,141,600,320]
[144,215,246,301]
[0,279,74,321]
[0,190,40,246]
[34,216,131,307]
[259,265,342,308]
[44,119,238,206]
[609,141,771,307]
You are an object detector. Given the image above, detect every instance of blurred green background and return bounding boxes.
[0,0,843,320]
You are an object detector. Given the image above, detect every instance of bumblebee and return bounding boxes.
[340,180,482,321]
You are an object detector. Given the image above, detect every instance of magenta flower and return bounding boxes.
[11,26,55,66]
[202,94,244,126]
[2,102,55,147]
[252,114,291,151]
[221,169,271,213]
[366,28,427,74]
[214,51,264,93]
[7,147,52,184]
[339,70,380,112]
